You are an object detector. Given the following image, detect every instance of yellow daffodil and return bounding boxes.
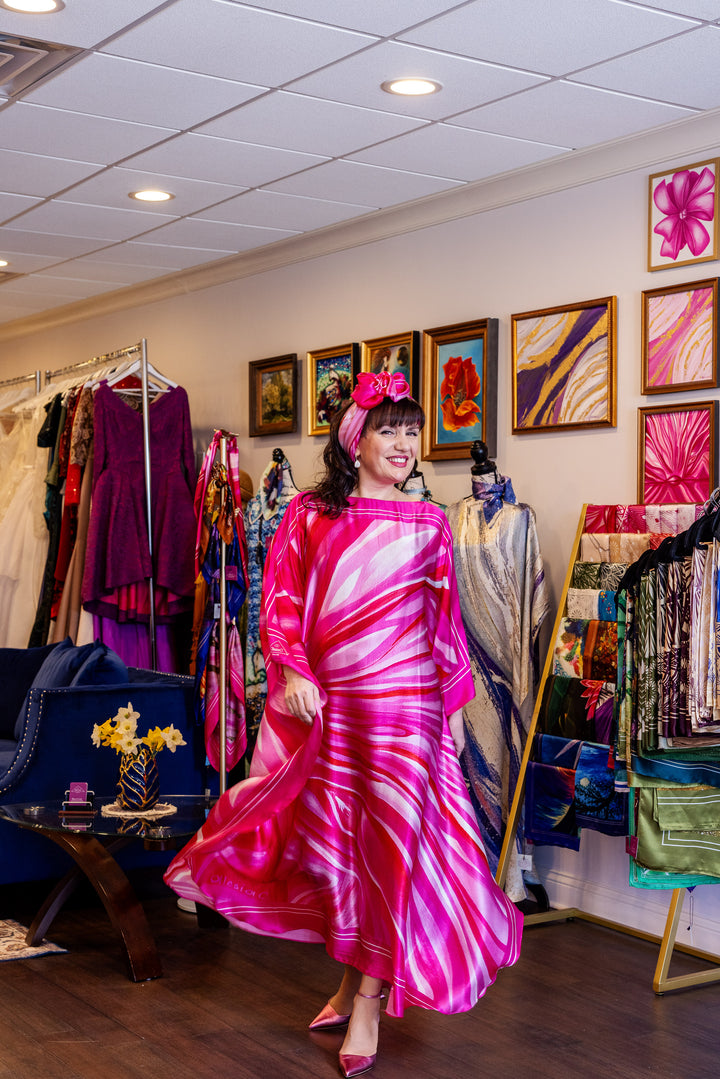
[91,702,187,759]
[161,725,187,753]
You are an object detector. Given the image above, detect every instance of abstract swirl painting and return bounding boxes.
[642,279,717,393]
[638,402,717,503]
[512,297,616,433]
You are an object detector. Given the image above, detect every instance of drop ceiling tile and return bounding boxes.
[0,193,43,223]
[139,216,297,251]
[197,91,428,157]
[102,0,375,85]
[4,201,173,241]
[0,0,169,48]
[351,124,567,182]
[634,0,720,16]
[124,132,326,187]
[453,81,697,148]
[266,159,462,207]
[1,275,117,299]
[24,53,267,130]
[84,242,240,270]
[0,102,175,164]
[55,168,246,216]
[0,229,122,260]
[399,0,697,75]
[0,148,103,198]
[570,24,720,108]
[286,41,548,120]
[235,0,468,35]
[195,189,370,230]
[38,261,175,285]
[0,249,62,274]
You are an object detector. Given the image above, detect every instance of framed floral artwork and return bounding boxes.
[421,318,498,461]
[648,158,719,272]
[511,297,616,433]
[248,353,298,437]
[642,278,718,394]
[360,330,419,399]
[306,343,358,436]
[638,401,717,503]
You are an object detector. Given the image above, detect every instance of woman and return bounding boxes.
[165,371,522,1078]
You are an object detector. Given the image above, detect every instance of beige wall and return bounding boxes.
[3,118,720,948]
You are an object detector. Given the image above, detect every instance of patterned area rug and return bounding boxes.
[0,919,66,961]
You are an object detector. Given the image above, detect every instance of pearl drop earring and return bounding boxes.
[354,455,361,469]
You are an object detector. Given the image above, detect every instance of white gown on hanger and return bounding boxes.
[0,402,51,647]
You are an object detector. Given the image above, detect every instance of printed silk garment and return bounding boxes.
[166,495,521,1017]
[445,493,548,902]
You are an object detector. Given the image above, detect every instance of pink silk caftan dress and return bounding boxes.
[165,494,521,1016]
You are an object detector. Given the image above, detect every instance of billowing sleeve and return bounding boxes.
[427,512,476,717]
[259,494,316,686]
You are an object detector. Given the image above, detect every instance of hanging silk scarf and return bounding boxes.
[192,431,249,771]
[574,742,627,835]
[538,675,615,744]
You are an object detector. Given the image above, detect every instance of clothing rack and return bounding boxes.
[0,370,42,392]
[46,339,159,670]
[496,503,720,994]
[209,427,247,793]
[218,432,229,794]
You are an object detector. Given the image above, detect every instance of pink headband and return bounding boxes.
[337,371,411,461]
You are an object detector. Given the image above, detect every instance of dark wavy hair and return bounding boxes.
[307,395,425,517]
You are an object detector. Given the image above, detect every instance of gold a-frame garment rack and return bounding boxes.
[45,339,160,670]
[496,503,720,994]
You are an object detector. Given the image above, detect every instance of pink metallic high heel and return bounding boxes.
[338,988,384,1078]
[308,1002,351,1031]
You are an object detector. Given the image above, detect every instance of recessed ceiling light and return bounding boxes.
[129,189,175,203]
[1,0,65,12]
[381,78,442,96]
[0,260,9,268]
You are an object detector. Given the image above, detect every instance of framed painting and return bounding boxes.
[248,353,298,437]
[421,318,498,461]
[306,343,358,436]
[360,330,419,400]
[638,401,717,503]
[511,296,617,434]
[648,158,719,272]
[642,278,718,394]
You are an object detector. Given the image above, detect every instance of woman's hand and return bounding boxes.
[447,709,466,756]
[283,666,320,725]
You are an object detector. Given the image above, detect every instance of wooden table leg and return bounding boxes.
[25,829,162,982]
[26,836,131,947]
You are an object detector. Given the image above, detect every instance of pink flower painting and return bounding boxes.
[641,404,715,503]
[649,161,718,270]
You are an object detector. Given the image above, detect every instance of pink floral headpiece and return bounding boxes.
[338,371,411,460]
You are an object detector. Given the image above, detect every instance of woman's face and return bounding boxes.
[356,421,419,495]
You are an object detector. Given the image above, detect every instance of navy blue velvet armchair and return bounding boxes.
[0,646,209,885]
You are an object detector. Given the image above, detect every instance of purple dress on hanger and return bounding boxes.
[81,383,196,662]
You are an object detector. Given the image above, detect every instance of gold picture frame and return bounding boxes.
[360,330,419,399]
[421,318,497,461]
[641,278,718,394]
[648,158,719,272]
[511,296,617,434]
[248,353,298,438]
[638,400,717,503]
[306,343,358,436]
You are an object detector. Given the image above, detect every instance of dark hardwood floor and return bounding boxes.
[0,871,718,1079]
